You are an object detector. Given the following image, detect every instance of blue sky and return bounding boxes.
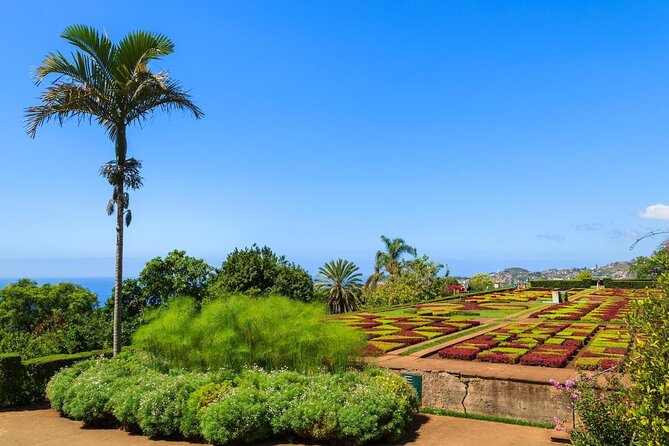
[1,1,669,278]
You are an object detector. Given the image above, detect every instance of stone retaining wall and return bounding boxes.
[398,368,571,422]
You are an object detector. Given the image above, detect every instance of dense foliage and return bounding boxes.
[362,255,454,307]
[469,273,494,290]
[624,292,669,443]
[47,354,419,445]
[574,270,594,281]
[211,244,314,302]
[139,250,215,306]
[629,245,669,280]
[0,280,108,358]
[0,349,111,408]
[133,294,365,372]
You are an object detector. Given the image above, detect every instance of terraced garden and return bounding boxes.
[338,286,654,372]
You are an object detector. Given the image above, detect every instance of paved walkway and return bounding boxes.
[0,406,554,446]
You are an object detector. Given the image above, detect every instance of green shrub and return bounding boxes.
[180,381,233,438]
[264,371,310,436]
[47,356,419,445]
[199,385,271,444]
[109,368,164,427]
[45,359,96,412]
[0,353,23,407]
[136,372,210,438]
[133,295,365,372]
[0,349,111,409]
[61,354,145,423]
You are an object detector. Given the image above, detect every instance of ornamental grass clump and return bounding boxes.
[133,294,366,372]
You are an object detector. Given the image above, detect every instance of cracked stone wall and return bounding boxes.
[400,369,571,422]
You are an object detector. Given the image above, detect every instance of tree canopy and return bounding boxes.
[211,245,314,302]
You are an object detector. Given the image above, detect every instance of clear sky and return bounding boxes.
[1,1,669,278]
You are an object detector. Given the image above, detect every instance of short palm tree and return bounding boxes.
[25,25,203,355]
[366,235,417,288]
[316,259,363,314]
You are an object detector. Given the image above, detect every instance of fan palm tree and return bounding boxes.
[25,25,203,355]
[366,236,417,288]
[316,259,363,314]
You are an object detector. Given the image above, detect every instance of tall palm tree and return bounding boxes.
[366,236,417,288]
[316,259,363,314]
[25,25,203,355]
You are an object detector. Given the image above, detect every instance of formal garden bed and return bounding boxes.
[337,313,480,354]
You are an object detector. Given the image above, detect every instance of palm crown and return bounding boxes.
[25,24,203,154]
[316,259,363,314]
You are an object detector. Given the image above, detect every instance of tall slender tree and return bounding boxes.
[25,25,203,355]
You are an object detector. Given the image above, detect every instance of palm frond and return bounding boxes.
[25,83,110,137]
[114,30,174,81]
[125,74,204,124]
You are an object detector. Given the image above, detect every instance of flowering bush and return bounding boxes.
[549,376,634,446]
[47,355,420,445]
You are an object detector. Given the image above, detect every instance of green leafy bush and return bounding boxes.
[133,295,365,372]
[199,384,271,444]
[60,353,146,423]
[47,355,419,445]
[109,368,163,427]
[210,244,314,302]
[45,359,96,412]
[136,372,210,438]
[180,381,233,438]
[0,280,108,359]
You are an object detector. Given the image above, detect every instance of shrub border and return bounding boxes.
[0,349,112,408]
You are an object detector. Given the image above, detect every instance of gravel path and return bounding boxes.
[0,406,554,446]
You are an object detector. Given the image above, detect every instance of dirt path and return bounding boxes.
[0,406,554,446]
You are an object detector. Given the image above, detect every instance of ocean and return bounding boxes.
[0,277,115,306]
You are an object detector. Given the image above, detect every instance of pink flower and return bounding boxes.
[565,379,575,389]
[571,391,580,400]
[549,379,563,390]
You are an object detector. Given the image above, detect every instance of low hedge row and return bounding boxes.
[530,279,656,289]
[0,349,111,408]
[47,353,419,445]
[529,280,594,289]
[601,279,655,289]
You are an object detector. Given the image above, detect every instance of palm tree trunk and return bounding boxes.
[112,128,127,356]
[113,176,124,356]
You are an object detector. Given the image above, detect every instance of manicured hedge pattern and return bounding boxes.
[0,349,111,408]
[337,314,479,355]
[574,327,630,371]
[438,322,599,368]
